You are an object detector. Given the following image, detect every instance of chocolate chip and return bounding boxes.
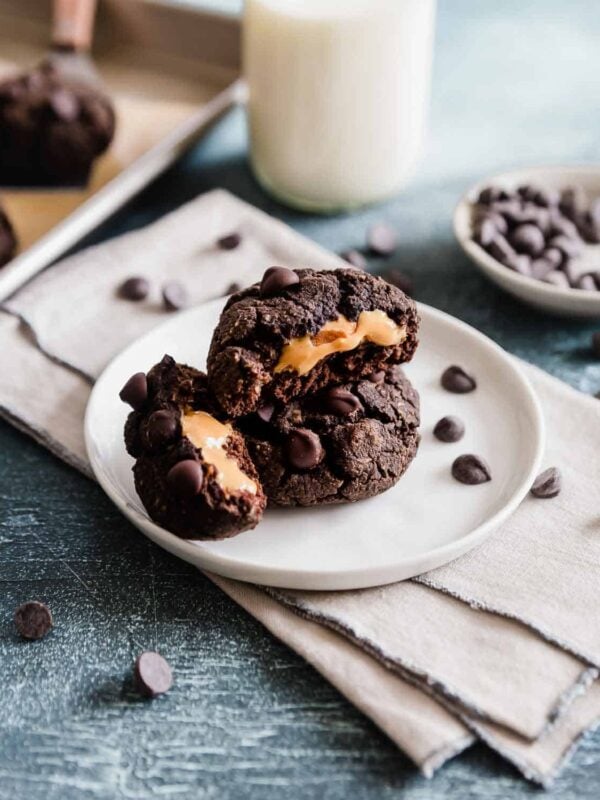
[118,276,150,301]
[548,235,582,260]
[576,274,597,291]
[549,214,579,239]
[367,223,397,255]
[474,217,498,248]
[530,258,556,281]
[509,223,545,256]
[224,282,241,296]
[533,188,560,208]
[49,88,79,121]
[217,233,241,250]
[119,372,147,409]
[321,387,363,416]
[473,209,508,236]
[559,187,585,220]
[167,460,203,498]
[340,249,367,270]
[543,270,570,289]
[146,410,178,447]
[530,467,561,499]
[543,247,563,269]
[260,266,300,297]
[441,366,477,394]
[591,332,600,358]
[134,651,173,698]
[14,601,53,640]
[384,269,413,296]
[256,403,275,423]
[433,416,465,443]
[285,429,324,470]
[368,370,386,384]
[452,454,492,485]
[162,281,188,311]
[505,254,531,276]
[477,186,508,205]
[487,234,516,265]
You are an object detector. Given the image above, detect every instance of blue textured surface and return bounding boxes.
[2,1,600,798]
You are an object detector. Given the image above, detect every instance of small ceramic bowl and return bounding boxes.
[453,165,600,318]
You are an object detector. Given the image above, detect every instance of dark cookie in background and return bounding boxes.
[0,61,115,186]
[0,204,17,267]
[207,267,419,418]
[239,365,420,507]
[122,355,266,540]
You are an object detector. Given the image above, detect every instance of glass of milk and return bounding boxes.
[243,0,436,213]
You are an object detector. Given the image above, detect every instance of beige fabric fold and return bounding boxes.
[2,188,600,785]
[268,583,593,741]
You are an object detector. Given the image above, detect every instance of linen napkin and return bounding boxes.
[2,188,600,786]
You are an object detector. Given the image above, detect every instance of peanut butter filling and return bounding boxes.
[181,411,257,495]
[274,310,406,376]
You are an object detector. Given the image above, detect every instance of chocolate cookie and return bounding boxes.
[123,355,266,539]
[207,267,419,418]
[0,61,115,186]
[239,365,420,507]
[0,204,17,267]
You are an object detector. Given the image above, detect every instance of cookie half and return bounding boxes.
[207,267,419,418]
[238,365,420,507]
[122,355,266,540]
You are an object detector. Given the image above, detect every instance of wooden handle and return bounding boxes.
[52,0,98,51]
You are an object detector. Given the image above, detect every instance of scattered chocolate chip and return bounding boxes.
[509,223,545,256]
[368,370,386,384]
[134,651,173,698]
[217,233,241,250]
[543,270,570,289]
[433,416,465,443]
[285,429,324,470]
[146,410,178,447]
[162,281,188,311]
[119,372,148,409]
[14,601,53,640]
[452,454,492,485]
[530,467,561,499]
[591,332,600,358]
[260,266,300,297]
[167,460,203,499]
[118,276,150,301]
[383,269,413,296]
[256,403,275,423]
[441,365,477,394]
[576,274,597,291]
[224,281,241,296]
[367,222,397,255]
[340,249,367,270]
[321,387,363,416]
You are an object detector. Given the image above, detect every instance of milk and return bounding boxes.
[243,0,436,212]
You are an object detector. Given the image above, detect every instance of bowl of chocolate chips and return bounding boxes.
[453,166,600,317]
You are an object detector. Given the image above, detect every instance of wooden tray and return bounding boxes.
[0,0,242,301]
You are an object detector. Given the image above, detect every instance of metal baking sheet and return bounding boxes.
[0,0,242,301]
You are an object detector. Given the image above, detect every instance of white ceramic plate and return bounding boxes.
[85,299,544,591]
[454,165,600,318]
